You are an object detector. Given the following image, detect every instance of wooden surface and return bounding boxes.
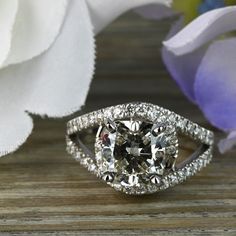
[0,13,235,235]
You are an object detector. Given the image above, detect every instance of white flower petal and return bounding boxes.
[86,0,172,34]
[0,0,94,155]
[0,107,33,157]
[6,0,94,117]
[0,0,18,67]
[163,6,236,55]
[3,0,68,67]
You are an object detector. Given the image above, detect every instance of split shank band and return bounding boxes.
[66,102,214,195]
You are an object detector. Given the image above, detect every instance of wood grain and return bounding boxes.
[0,13,235,235]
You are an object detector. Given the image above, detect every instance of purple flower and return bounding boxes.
[163,6,236,152]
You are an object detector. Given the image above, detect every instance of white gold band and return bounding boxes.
[66,102,214,195]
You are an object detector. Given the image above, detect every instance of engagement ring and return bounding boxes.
[66,102,214,195]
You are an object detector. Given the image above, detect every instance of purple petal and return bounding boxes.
[162,18,207,102]
[218,131,236,153]
[164,6,236,55]
[163,45,207,102]
[195,38,236,131]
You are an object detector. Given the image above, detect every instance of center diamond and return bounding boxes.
[95,119,178,191]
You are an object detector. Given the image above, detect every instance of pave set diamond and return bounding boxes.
[66,102,214,195]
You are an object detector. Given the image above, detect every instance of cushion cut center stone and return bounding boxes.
[95,119,178,188]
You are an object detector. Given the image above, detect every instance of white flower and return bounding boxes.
[0,0,171,156]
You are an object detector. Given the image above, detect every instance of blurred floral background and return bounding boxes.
[0,0,236,156]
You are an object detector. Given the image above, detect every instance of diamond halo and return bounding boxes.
[66,102,214,195]
[95,118,178,194]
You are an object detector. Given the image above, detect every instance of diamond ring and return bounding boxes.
[66,102,214,195]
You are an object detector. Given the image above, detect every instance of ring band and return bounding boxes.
[66,102,214,195]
